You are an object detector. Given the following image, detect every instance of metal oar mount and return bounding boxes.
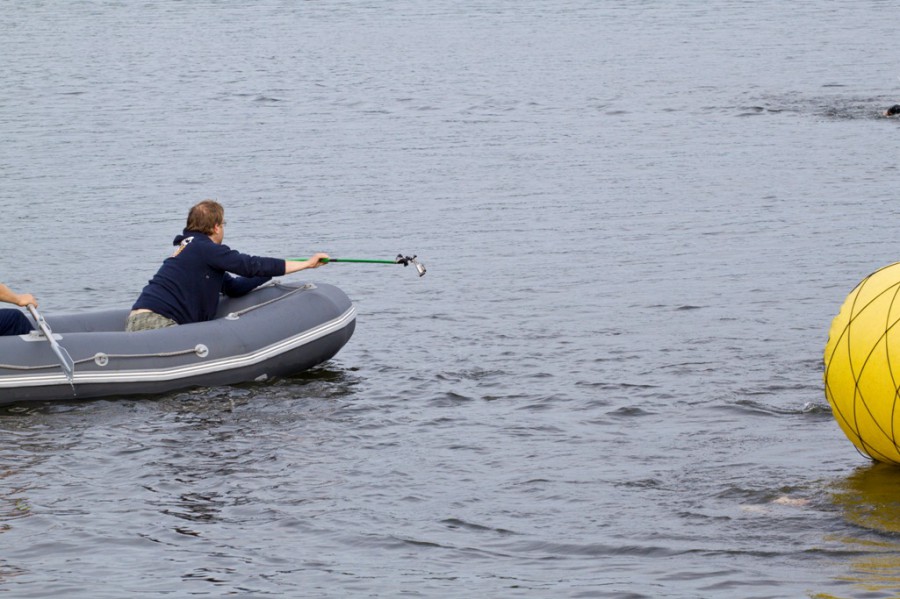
[27,304,76,393]
[291,254,427,277]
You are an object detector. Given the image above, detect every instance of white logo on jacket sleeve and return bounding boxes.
[172,236,194,257]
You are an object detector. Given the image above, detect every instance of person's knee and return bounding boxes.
[0,309,32,336]
[126,311,177,332]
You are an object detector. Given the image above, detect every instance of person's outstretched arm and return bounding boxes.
[284,253,330,274]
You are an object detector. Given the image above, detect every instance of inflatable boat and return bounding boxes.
[0,281,355,405]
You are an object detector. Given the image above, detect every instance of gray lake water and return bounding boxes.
[3,1,900,597]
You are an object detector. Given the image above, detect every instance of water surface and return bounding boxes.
[3,1,900,597]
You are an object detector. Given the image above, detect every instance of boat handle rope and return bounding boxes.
[225,282,315,320]
[92,344,209,366]
[0,344,210,371]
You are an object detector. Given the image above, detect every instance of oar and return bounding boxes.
[289,254,427,277]
[27,304,76,391]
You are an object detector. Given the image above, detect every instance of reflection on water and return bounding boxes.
[832,464,900,535]
[824,464,900,598]
[0,482,29,587]
[0,442,41,587]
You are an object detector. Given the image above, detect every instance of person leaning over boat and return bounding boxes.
[0,283,36,336]
[126,199,329,332]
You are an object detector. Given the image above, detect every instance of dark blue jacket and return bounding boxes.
[132,230,286,325]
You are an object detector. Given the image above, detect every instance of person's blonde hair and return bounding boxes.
[186,200,224,235]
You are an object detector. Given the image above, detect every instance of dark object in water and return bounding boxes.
[884,104,900,116]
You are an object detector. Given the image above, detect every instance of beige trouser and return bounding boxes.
[126,310,178,332]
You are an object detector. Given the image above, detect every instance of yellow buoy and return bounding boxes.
[824,262,900,464]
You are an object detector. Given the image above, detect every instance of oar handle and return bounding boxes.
[26,304,48,332]
[26,304,76,390]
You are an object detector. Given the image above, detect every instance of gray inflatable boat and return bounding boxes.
[0,281,355,405]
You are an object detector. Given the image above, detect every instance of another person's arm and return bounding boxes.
[0,283,36,307]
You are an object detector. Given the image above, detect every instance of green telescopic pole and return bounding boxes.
[288,258,400,264]
[288,255,427,276]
